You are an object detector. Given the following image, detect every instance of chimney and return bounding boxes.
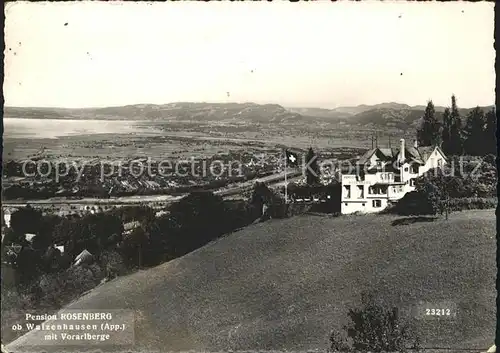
[399,139,405,163]
[414,140,418,149]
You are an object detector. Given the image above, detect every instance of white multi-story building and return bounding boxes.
[341,139,447,214]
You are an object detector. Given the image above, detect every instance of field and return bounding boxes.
[3,118,404,161]
[6,210,496,352]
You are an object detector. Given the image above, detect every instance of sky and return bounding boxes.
[4,1,495,109]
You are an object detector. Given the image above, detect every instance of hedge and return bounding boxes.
[446,197,497,211]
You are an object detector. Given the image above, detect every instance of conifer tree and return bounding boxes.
[448,95,463,155]
[417,100,441,146]
[463,106,486,155]
[484,107,497,155]
[441,108,452,154]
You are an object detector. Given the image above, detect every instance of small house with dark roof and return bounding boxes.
[341,139,447,214]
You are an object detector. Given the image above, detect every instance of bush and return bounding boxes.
[329,293,420,353]
[223,200,260,230]
[447,197,497,211]
[420,160,497,199]
[391,189,439,216]
[28,262,104,312]
[267,197,288,218]
[99,250,128,279]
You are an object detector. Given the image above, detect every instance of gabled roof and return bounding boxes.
[357,144,445,167]
[357,148,394,165]
[75,249,92,261]
[73,249,93,266]
[378,148,398,158]
[415,146,433,163]
[417,145,448,163]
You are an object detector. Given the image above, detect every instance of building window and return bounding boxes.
[368,186,374,194]
[357,185,364,198]
[409,179,415,187]
[404,167,409,172]
[362,203,366,206]
[372,200,382,208]
[344,185,351,199]
[437,159,443,168]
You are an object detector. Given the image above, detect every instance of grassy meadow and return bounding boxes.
[6,209,496,352]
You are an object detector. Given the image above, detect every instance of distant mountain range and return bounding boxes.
[289,102,495,129]
[3,103,302,124]
[4,102,494,130]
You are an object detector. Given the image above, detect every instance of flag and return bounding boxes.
[285,150,300,168]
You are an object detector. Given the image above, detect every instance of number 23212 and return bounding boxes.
[426,308,451,316]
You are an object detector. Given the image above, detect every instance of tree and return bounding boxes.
[417,100,441,146]
[168,191,229,251]
[33,214,63,251]
[53,213,123,259]
[10,206,43,235]
[15,247,43,285]
[448,95,463,155]
[120,226,150,269]
[463,106,486,155]
[441,107,452,154]
[484,107,497,155]
[305,147,320,185]
[250,182,273,209]
[329,293,420,353]
[111,205,155,224]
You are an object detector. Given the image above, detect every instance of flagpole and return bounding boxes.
[284,149,288,204]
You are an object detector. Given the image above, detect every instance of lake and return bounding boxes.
[3,118,154,139]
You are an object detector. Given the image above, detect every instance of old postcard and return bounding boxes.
[2,1,496,353]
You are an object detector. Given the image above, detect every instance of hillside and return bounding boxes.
[290,103,495,130]
[286,107,351,119]
[6,210,495,352]
[5,102,494,130]
[3,103,303,124]
[342,107,426,129]
[342,105,495,129]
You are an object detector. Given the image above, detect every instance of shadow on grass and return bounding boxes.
[391,216,438,226]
